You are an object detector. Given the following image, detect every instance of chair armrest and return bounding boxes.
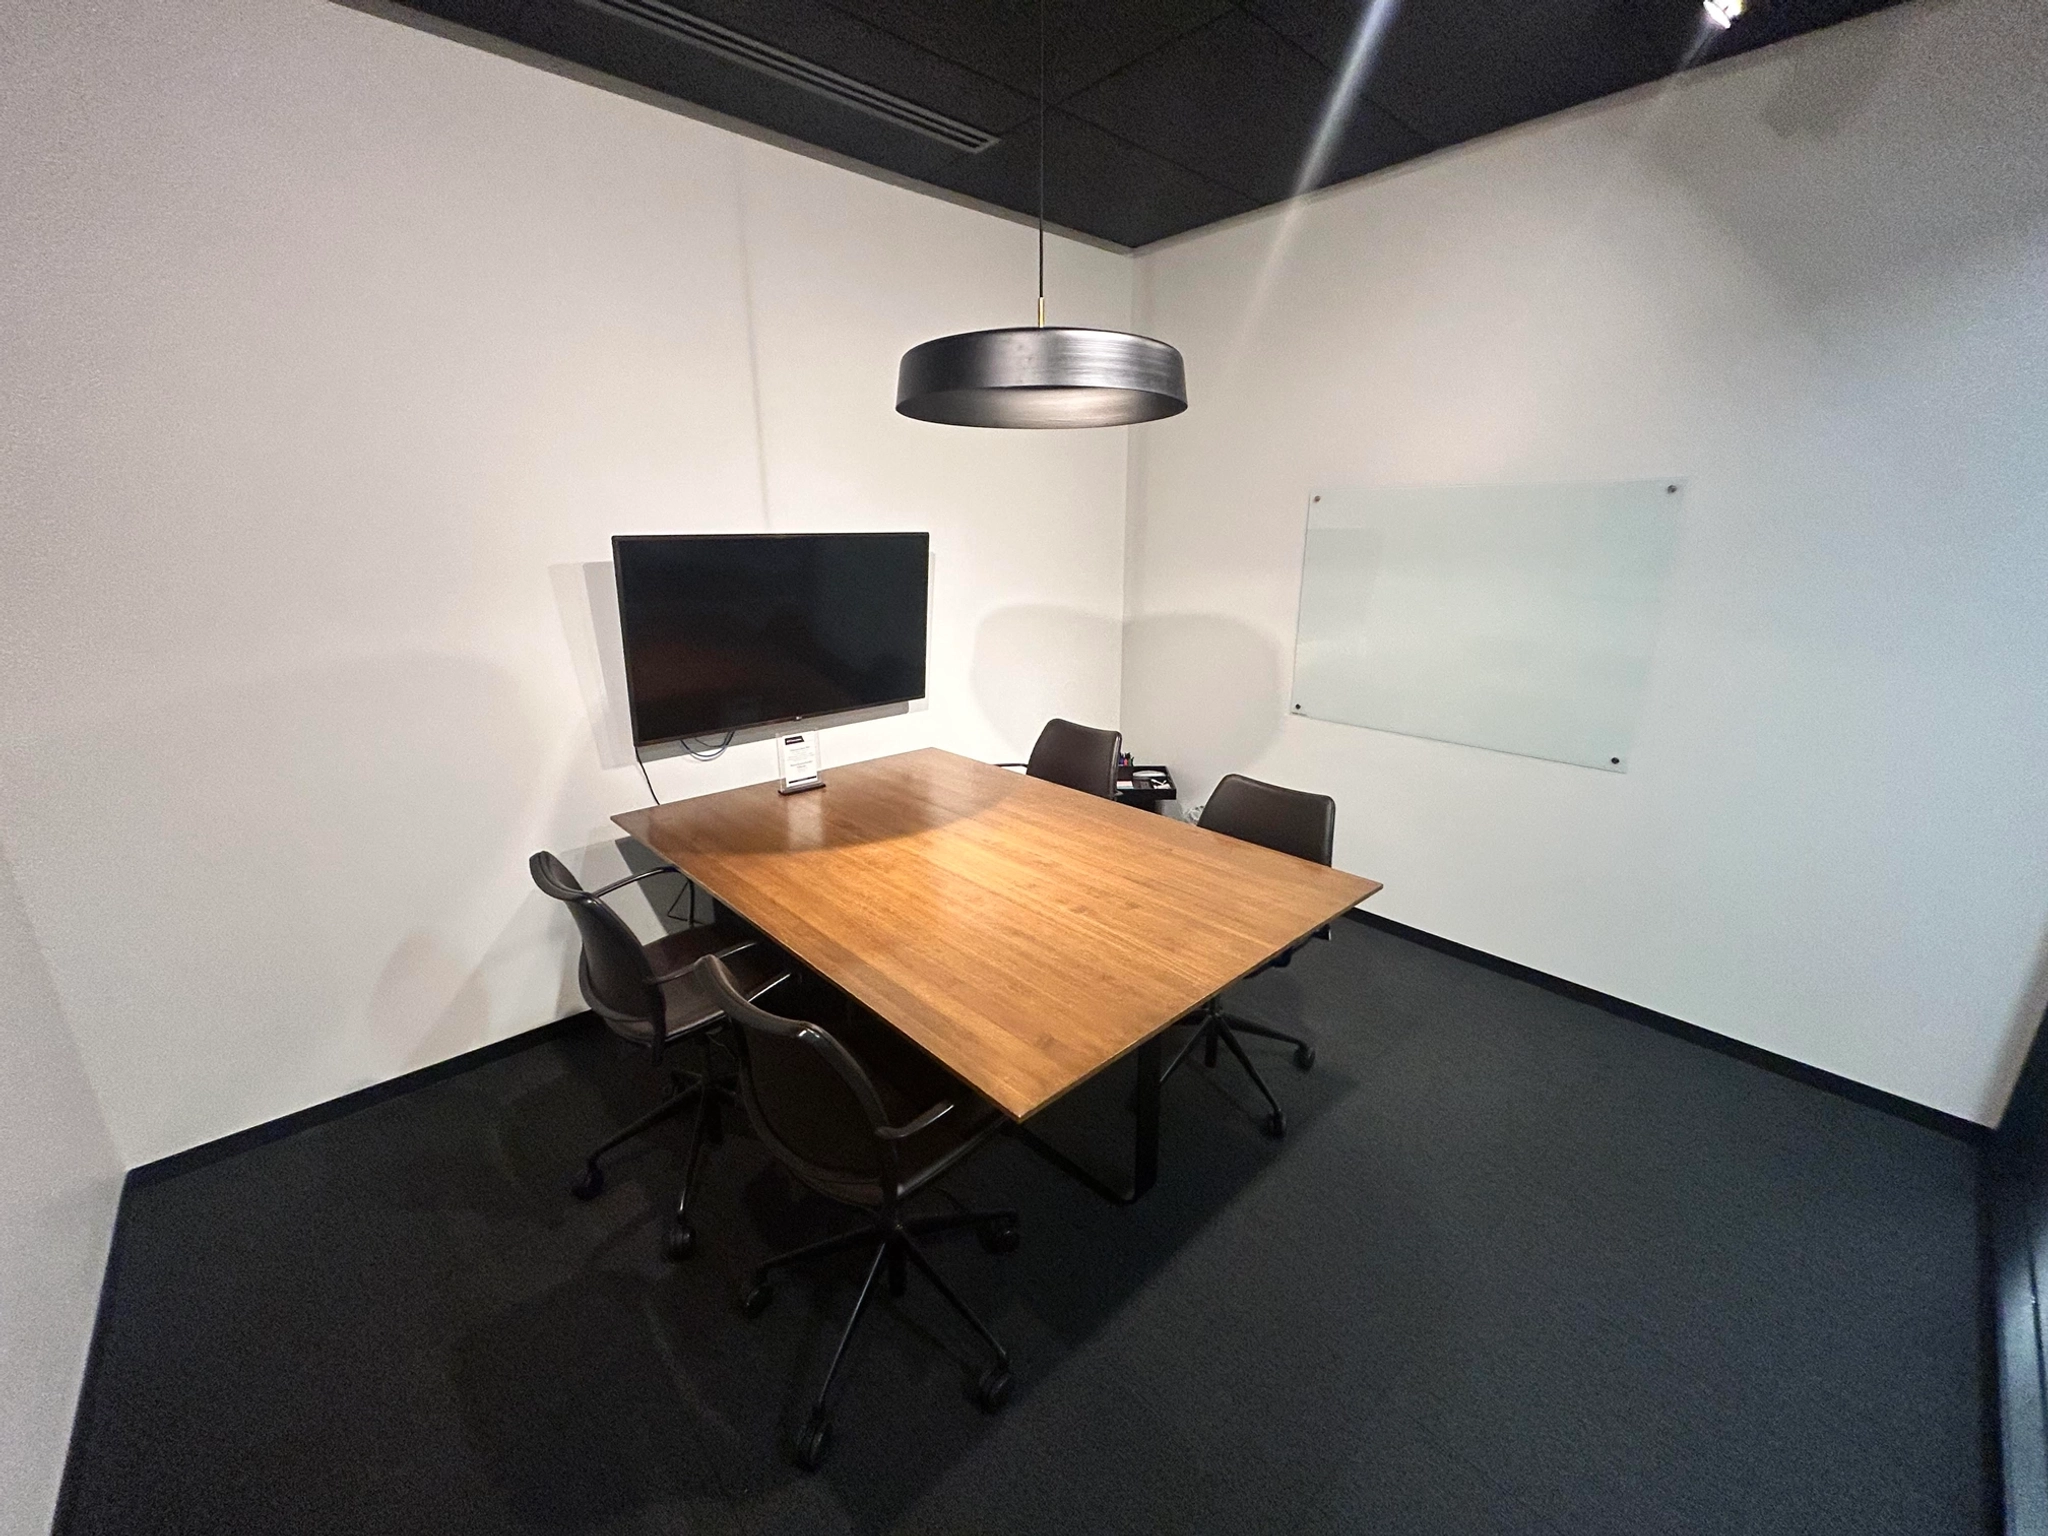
[585,864,684,899]
[877,1101,954,1141]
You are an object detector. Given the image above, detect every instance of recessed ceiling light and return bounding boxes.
[1703,0,1744,28]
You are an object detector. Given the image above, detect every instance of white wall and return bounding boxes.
[0,0,1134,1168]
[0,843,122,1536]
[1124,0,2048,1125]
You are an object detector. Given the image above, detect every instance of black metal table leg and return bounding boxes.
[1132,1032,1160,1197]
[1010,1034,1162,1205]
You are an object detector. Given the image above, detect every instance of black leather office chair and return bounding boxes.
[528,850,789,1258]
[998,717,1121,798]
[695,953,1020,1471]
[1169,775,1335,1139]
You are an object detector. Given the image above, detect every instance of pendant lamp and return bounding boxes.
[894,1,1187,429]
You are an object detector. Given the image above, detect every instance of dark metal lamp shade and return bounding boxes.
[895,326,1187,428]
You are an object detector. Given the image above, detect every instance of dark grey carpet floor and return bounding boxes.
[58,919,1992,1535]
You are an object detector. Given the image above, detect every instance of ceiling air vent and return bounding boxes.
[581,0,999,153]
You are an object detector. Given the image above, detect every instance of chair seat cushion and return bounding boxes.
[587,924,787,1046]
[746,977,1004,1204]
[656,940,790,1044]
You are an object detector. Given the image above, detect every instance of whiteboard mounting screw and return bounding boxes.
[1666,484,1677,494]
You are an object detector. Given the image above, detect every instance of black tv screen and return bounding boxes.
[612,532,929,746]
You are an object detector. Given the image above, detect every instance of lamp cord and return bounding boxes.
[1036,0,1045,328]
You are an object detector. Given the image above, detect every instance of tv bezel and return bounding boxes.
[610,530,930,749]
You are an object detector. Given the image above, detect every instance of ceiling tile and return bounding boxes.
[816,0,1239,101]
[1248,0,1903,152]
[1235,0,1369,72]
[1065,8,1429,205]
[386,0,1920,248]
[1358,0,1703,145]
[947,110,1257,248]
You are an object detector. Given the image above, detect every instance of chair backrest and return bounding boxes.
[1198,774,1336,866]
[1024,718,1122,798]
[528,850,662,1028]
[694,955,900,1195]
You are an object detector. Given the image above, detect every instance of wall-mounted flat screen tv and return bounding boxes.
[612,532,929,747]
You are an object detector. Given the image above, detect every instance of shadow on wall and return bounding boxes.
[1639,0,2043,308]
[1,648,547,1154]
[970,604,1121,756]
[551,561,635,772]
[368,930,492,1076]
[1121,613,1286,806]
[378,870,586,1077]
[498,740,736,1044]
[1755,8,1907,139]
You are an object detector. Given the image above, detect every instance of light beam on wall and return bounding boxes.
[1291,0,1404,200]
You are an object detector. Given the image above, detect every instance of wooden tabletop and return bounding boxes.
[614,748,1381,1121]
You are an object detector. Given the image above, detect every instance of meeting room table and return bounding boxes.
[614,748,1381,1202]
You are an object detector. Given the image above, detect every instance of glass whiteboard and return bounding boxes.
[1291,481,1682,772]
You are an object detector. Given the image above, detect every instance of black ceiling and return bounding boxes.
[386,0,1912,248]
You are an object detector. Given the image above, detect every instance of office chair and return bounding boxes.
[997,717,1121,798]
[1171,775,1335,1139]
[694,953,1020,1471]
[528,850,789,1258]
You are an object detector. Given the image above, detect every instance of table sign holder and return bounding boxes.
[777,731,824,795]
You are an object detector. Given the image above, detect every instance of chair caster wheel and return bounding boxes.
[739,1280,774,1319]
[796,1409,831,1470]
[1261,1109,1286,1140]
[664,1222,696,1261]
[975,1365,1012,1413]
[1294,1042,1316,1070]
[569,1164,604,1200]
[977,1217,1020,1255]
